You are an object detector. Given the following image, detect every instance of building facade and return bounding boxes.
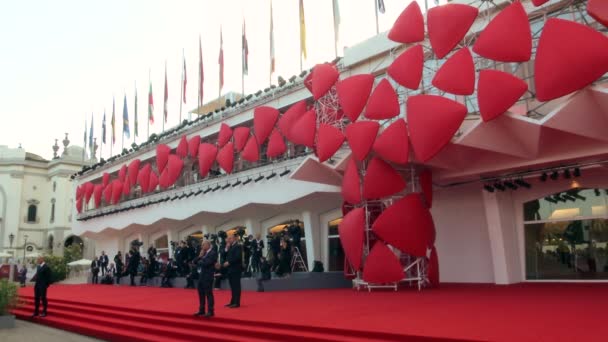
[72,0,608,284]
[0,140,90,261]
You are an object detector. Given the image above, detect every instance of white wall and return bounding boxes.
[432,184,495,283]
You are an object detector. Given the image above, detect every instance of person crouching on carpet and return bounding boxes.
[194,240,217,318]
[31,256,52,318]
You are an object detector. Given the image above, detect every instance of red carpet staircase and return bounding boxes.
[13,294,460,342]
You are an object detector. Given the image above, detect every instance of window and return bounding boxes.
[523,188,608,280]
[155,235,169,261]
[50,199,56,223]
[328,218,344,271]
[27,204,37,223]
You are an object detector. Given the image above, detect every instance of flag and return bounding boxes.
[123,94,130,139]
[242,19,249,76]
[111,97,116,144]
[148,81,154,124]
[89,112,94,148]
[333,0,340,45]
[270,1,275,76]
[219,27,224,91]
[102,110,106,144]
[134,87,139,137]
[164,64,168,123]
[183,55,187,103]
[198,35,204,108]
[377,0,385,14]
[299,0,306,59]
[84,119,87,152]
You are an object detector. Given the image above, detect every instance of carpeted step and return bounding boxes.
[12,308,185,342]
[16,300,375,342]
[17,296,399,341]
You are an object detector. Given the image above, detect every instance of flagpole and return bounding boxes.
[148,69,151,140]
[333,0,339,58]
[121,92,124,152]
[163,60,166,133]
[374,0,380,35]
[180,49,184,125]
[134,81,137,145]
[299,0,304,72]
[100,110,104,161]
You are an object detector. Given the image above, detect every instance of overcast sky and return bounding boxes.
[0,0,442,161]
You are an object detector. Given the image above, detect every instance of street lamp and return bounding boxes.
[23,234,28,260]
[9,233,14,248]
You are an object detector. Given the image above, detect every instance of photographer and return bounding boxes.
[276,238,292,278]
[127,246,141,286]
[251,234,264,273]
[91,257,100,284]
[114,252,123,284]
[287,221,302,252]
[148,244,157,277]
[161,258,177,288]
[256,256,271,292]
[269,232,281,271]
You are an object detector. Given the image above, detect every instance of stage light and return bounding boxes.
[222,183,231,189]
[571,192,586,201]
[483,185,495,193]
[279,169,291,177]
[562,194,576,202]
[493,182,506,191]
[553,194,565,202]
[540,173,548,182]
[194,190,203,195]
[254,175,264,182]
[515,179,531,189]
[203,188,212,194]
[563,169,571,179]
[212,185,221,191]
[232,180,242,187]
[550,171,559,180]
[242,178,252,185]
[266,172,277,180]
[503,181,518,190]
[573,168,581,177]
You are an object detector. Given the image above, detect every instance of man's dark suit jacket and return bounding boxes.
[34,263,52,288]
[226,243,243,275]
[197,249,218,285]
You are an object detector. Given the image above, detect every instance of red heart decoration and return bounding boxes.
[156,144,171,174]
[267,129,286,158]
[217,123,233,148]
[362,242,405,283]
[312,63,339,100]
[534,18,608,101]
[345,121,379,162]
[176,135,188,158]
[363,157,407,200]
[365,79,400,120]
[341,158,361,205]
[588,0,608,27]
[407,95,467,162]
[388,1,424,44]
[118,165,127,183]
[372,193,434,257]
[473,1,532,62]
[241,135,260,162]
[102,173,110,188]
[216,142,234,174]
[148,171,159,193]
[198,143,218,178]
[428,4,478,58]
[254,106,280,144]
[478,70,528,122]
[188,136,201,158]
[289,109,316,148]
[278,100,307,141]
[336,74,374,122]
[338,207,365,270]
[432,48,475,95]
[387,45,424,90]
[233,127,250,152]
[373,119,409,165]
[316,124,345,163]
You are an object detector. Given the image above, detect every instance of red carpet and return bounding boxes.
[13,283,608,341]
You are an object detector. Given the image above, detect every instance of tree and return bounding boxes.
[44,255,68,283]
[63,244,83,264]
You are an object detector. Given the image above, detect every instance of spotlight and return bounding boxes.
[266,172,277,180]
[553,194,565,202]
[573,168,581,177]
[254,175,264,182]
[515,179,531,189]
[494,182,506,191]
[194,190,203,195]
[570,192,586,201]
[563,169,571,179]
[503,181,518,190]
[222,183,231,189]
[232,180,242,187]
[242,178,252,185]
[212,185,221,191]
[483,185,495,193]
[203,188,212,194]
[540,173,548,182]
[562,194,576,202]
[550,171,559,180]
[279,169,291,177]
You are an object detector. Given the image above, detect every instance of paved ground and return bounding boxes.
[1,319,101,342]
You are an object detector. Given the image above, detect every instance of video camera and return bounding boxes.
[131,239,144,248]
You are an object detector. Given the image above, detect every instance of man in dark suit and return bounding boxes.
[91,257,100,284]
[223,234,242,308]
[194,240,217,317]
[100,251,109,276]
[31,256,52,317]
[127,247,141,286]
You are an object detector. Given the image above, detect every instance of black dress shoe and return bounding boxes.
[228,304,240,308]
[193,312,205,316]
[224,303,232,307]
[204,312,214,318]
[31,313,39,318]
[40,313,47,317]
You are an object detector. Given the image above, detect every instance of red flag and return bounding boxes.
[219,27,224,91]
[164,64,168,123]
[199,36,204,108]
[183,55,187,103]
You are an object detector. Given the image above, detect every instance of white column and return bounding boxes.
[482,190,522,284]
[302,210,321,270]
[167,230,174,257]
[245,218,262,238]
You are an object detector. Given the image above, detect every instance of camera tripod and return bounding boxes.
[291,247,308,272]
